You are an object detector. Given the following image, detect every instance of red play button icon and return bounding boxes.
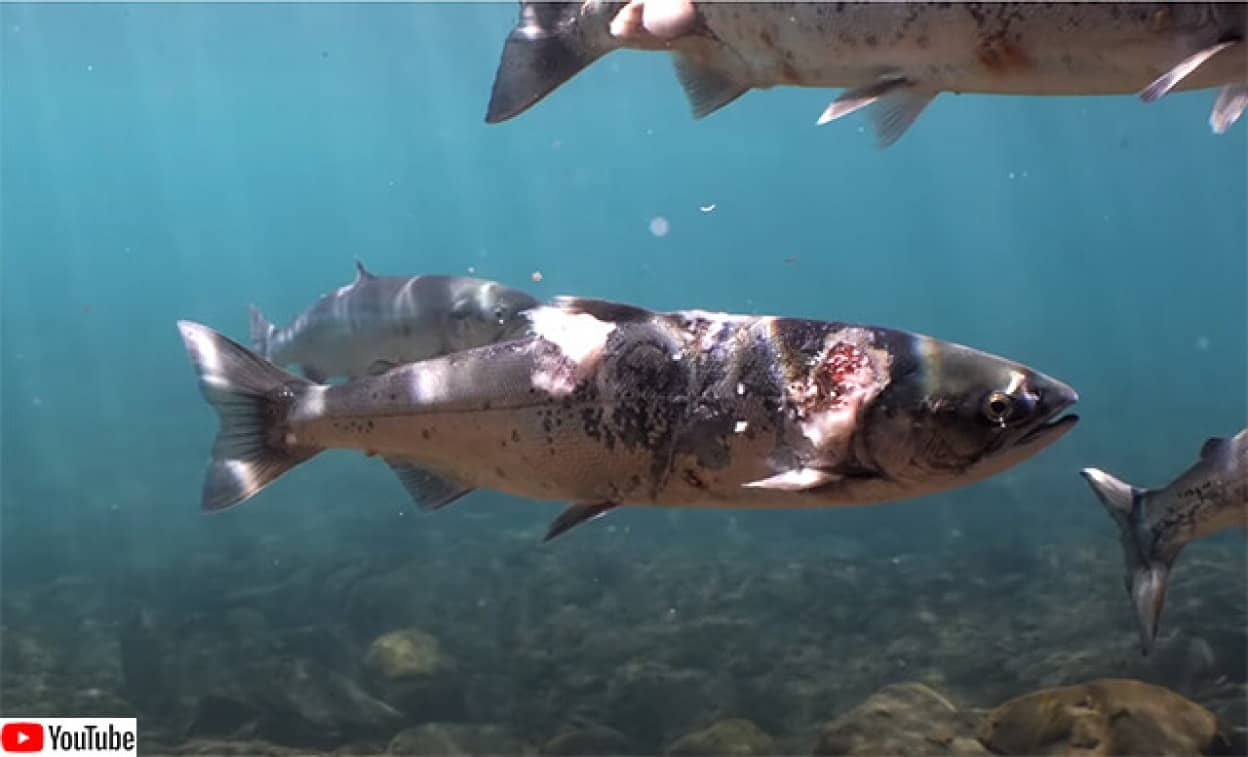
[1,723,43,752]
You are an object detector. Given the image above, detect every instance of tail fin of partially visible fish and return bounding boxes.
[177,321,322,513]
[249,305,278,359]
[485,1,619,124]
[1079,467,1170,656]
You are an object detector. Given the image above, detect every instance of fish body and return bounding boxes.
[178,296,1078,541]
[486,1,1248,145]
[249,261,541,381]
[1081,428,1248,655]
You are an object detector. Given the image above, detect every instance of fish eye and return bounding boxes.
[982,391,1013,424]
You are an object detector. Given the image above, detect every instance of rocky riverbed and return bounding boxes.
[1,514,1243,755]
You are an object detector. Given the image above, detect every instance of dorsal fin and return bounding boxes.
[353,258,376,284]
[551,296,653,323]
[1200,436,1230,460]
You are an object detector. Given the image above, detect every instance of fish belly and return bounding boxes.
[695,2,1247,95]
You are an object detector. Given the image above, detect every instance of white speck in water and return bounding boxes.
[646,128,654,136]
[857,126,865,134]
[398,511,406,517]
[671,352,683,362]
[31,396,43,407]
[1022,170,1029,179]
[649,216,670,237]
[1195,336,1211,351]
[699,203,716,213]
[736,382,745,396]
[11,25,20,33]
[467,266,476,274]
[531,270,543,283]
[734,420,749,434]
[86,64,94,72]
[667,607,677,617]
[1008,171,1015,179]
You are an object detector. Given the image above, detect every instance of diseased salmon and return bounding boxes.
[485,1,1248,146]
[177,296,1079,541]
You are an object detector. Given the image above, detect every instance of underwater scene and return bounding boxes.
[2,2,1246,755]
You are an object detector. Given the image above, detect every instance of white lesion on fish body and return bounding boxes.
[609,0,697,43]
[782,326,892,468]
[526,305,617,397]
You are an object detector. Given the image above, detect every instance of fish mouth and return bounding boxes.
[1019,385,1080,446]
[1020,412,1080,446]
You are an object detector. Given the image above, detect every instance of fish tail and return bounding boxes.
[248,304,277,359]
[177,320,323,513]
[485,1,618,124]
[1079,467,1170,656]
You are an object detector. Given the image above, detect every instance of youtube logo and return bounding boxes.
[1,723,43,753]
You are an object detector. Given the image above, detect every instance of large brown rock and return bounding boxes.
[813,682,988,755]
[667,718,776,755]
[976,678,1228,755]
[363,628,466,722]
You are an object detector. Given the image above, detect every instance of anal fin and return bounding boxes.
[384,457,474,511]
[817,77,937,148]
[1139,40,1240,103]
[543,502,617,542]
[743,467,840,492]
[672,52,749,119]
[1210,84,1248,134]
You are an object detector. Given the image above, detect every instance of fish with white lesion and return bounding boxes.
[485,1,1248,147]
[175,293,1080,544]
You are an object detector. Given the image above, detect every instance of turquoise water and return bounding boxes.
[1,3,1244,752]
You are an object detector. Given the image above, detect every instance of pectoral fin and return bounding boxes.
[743,468,840,492]
[1139,40,1240,103]
[384,458,474,511]
[543,501,617,542]
[817,78,937,148]
[1210,85,1248,134]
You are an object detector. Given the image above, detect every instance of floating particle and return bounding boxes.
[699,203,716,213]
[649,216,670,237]
[467,266,476,274]
[86,64,94,72]
[1195,336,1211,351]
[531,270,543,283]
[1008,171,1016,179]
[734,420,749,434]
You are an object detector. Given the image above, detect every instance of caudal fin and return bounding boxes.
[485,1,616,124]
[177,320,322,512]
[248,305,277,359]
[1079,467,1170,656]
